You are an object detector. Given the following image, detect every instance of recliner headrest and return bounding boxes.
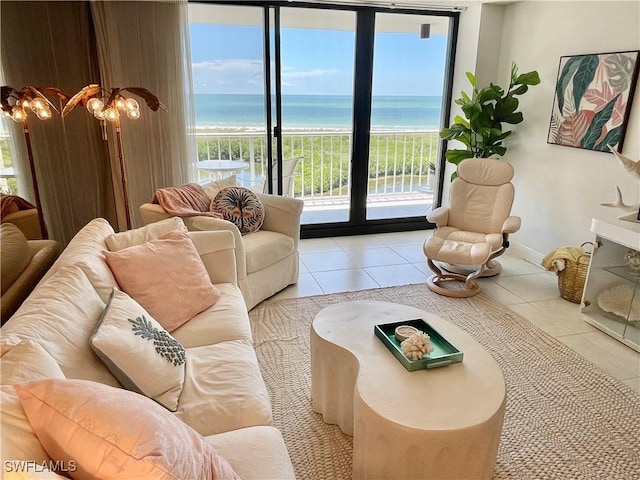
[457,158,514,186]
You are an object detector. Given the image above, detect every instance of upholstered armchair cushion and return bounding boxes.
[1,208,43,240]
[432,227,504,251]
[244,231,295,273]
[1,224,32,294]
[1,224,60,322]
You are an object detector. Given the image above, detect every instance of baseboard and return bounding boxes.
[508,240,546,270]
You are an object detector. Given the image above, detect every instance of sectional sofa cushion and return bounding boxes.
[16,379,240,480]
[175,340,272,436]
[1,341,66,385]
[90,288,186,411]
[37,218,118,302]
[1,386,55,470]
[206,426,296,480]
[104,230,220,332]
[0,349,68,476]
[171,284,252,348]
[0,265,119,387]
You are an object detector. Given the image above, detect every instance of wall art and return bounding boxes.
[548,50,639,152]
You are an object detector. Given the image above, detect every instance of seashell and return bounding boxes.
[395,325,419,342]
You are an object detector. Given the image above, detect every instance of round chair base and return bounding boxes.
[427,274,481,298]
[439,259,502,278]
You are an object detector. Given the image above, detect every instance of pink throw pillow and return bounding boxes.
[16,379,240,480]
[104,230,220,332]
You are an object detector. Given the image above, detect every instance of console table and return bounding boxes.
[311,300,506,479]
[580,218,640,352]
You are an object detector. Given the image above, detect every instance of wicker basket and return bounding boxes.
[557,242,592,304]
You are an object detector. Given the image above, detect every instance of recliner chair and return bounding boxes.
[423,157,521,297]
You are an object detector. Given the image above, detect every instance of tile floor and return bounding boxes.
[272,229,640,393]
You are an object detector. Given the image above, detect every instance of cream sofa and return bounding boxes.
[140,185,304,311]
[0,217,295,479]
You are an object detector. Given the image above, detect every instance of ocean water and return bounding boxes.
[194,94,442,130]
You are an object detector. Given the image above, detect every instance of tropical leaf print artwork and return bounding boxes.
[547,50,639,152]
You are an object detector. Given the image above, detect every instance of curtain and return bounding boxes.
[90,0,195,230]
[0,1,116,244]
[1,0,195,241]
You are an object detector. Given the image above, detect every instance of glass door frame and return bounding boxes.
[192,0,459,238]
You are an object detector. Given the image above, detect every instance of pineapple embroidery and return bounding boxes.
[129,316,186,366]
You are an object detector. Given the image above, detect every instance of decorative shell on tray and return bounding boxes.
[400,332,434,361]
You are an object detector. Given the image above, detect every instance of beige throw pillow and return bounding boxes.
[91,288,186,411]
[201,175,238,200]
[105,216,186,252]
[103,230,220,332]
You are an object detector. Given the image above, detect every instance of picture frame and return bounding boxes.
[547,50,640,152]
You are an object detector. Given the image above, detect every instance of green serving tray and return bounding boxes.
[374,318,463,371]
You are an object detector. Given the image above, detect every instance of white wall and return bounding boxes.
[454,0,640,262]
[444,4,506,202]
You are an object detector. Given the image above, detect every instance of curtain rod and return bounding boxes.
[279,1,466,12]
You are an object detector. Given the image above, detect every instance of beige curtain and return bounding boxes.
[90,0,195,230]
[1,0,195,241]
[0,1,116,244]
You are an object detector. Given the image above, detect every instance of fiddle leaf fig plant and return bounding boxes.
[440,62,541,169]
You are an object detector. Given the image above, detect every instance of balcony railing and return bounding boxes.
[195,129,439,200]
[1,129,439,208]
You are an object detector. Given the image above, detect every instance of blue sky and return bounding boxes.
[190,24,447,97]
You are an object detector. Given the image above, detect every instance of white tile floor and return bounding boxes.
[272,229,640,393]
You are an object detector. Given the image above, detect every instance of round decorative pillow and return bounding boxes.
[212,187,264,235]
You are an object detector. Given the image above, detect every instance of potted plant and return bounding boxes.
[440,62,540,174]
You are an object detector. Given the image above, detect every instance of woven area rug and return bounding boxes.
[249,285,640,480]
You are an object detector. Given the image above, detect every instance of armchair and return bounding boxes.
[423,157,521,297]
[140,183,304,310]
[243,157,301,197]
[1,223,60,322]
[1,194,45,240]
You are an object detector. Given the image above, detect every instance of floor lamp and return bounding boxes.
[0,85,68,239]
[62,84,164,230]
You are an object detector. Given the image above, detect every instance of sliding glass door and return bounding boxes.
[188,2,457,237]
[189,4,272,190]
[366,13,449,221]
[278,8,356,224]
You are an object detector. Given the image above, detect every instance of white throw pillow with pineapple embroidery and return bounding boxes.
[90,288,186,411]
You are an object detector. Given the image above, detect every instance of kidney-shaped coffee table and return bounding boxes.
[311,300,506,480]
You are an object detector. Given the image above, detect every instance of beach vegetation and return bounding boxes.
[196,130,438,196]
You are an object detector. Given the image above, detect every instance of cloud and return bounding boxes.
[282,68,339,81]
[192,59,340,93]
[192,59,263,75]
